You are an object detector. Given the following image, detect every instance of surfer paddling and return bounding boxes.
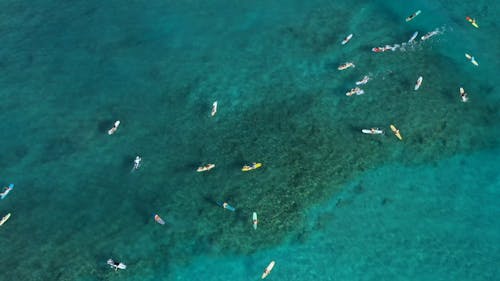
[405,10,421,22]
[211,101,218,117]
[341,34,353,45]
[460,87,469,102]
[197,164,215,172]
[132,156,141,171]
[414,76,423,91]
[421,30,440,41]
[338,62,355,70]
[242,162,262,172]
[408,31,418,43]
[356,76,370,85]
[261,261,276,279]
[108,120,120,135]
[346,87,364,96]
[372,47,386,53]
[154,214,165,225]
[107,259,126,271]
[466,16,479,28]
[0,213,11,226]
[362,128,384,135]
[0,184,14,200]
[252,212,258,230]
[372,44,398,52]
[465,53,478,66]
[219,202,235,211]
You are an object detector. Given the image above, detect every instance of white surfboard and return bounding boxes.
[460,87,469,102]
[252,212,258,230]
[261,261,275,279]
[408,31,418,43]
[0,213,11,226]
[108,120,120,135]
[211,101,218,116]
[341,34,353,45]
[362,129,384,134]
[414,76,423,90]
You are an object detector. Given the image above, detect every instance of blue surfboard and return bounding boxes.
[217,201,235,211]
[153,213,165,225]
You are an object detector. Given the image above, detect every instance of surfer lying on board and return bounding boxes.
[405,10,421,22]
[211,101,218,117]
[356,76,370,85]
[421,30,440,41]
[252,212,258,229]
[346,87,364,96]
[0,185,12,196]
[338,62,355,70]
[197,163,215,172]
[362,128,384,135]
[154,213,165,225]
[460,87,469,102]
[466,16,479,28]
[108,120,120,135]
[464,54,479,66]
[341,34,353,45]
[107,259,126,271]
[219,202,235,211]
[0,184,14,200]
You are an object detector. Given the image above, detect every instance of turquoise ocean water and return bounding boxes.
[0,0,498,280]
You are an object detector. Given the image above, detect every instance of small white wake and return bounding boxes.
[372,26,446,53]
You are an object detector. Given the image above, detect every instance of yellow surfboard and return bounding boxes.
[466,17,479,28]
[390,125,403,140]
[242,163,262,172]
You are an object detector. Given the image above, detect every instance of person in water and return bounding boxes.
[356,75,370,85]
[133,156,141,170]
[0,185,12,197]
[470,56,478,65]
[197,163,215,172]
[460,88,469,102]
[108,120,120,135]
[221,202,236,211]
[211,101,218,117]
[107,259,126,271]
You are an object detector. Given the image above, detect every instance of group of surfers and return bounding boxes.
[106,100,266,274]
[104,9,479,278]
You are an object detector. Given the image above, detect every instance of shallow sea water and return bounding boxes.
[0,0,498,280]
